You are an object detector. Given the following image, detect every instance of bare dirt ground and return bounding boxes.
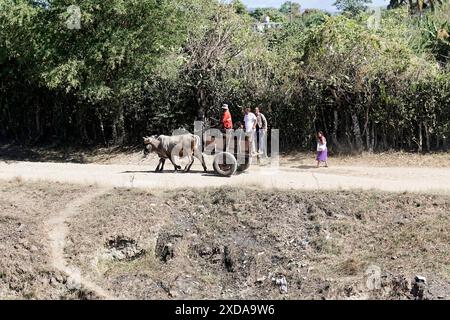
[0,180,96,299]
[1,180,449,300]
[0,145,449,300]
[45,187,113,299]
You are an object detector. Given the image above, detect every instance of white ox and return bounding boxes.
[143,134,207,173]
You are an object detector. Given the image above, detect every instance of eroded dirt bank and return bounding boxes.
[1,180,448,300]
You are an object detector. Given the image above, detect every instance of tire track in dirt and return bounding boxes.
[46,188,113,300]
[311,172,320,189]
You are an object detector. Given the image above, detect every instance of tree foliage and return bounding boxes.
[1,0,450,153]
[334,0,373,15]
[250,7,287,23]
[230,0,247,15]
[279,1,302,20]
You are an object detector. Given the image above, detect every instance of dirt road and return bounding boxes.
[1,158,449,193]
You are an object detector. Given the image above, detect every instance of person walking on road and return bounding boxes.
[316,131,328,168]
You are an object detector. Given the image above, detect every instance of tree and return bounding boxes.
[40,0,194,143]
[251,8,287,23]
[333,0,373,15]
[279,1,301,21]
[183,4,253,120]
[1,0,449,152]
[388,0,407,9]
[230,0,247,15]
[418,2,450,63]
[388,0,444,12]
[301,9,330,28]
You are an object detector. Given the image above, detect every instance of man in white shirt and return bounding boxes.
[244,107,257,154]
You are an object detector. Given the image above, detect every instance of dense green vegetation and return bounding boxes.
[1,0,449,152]
[334,0,373,16]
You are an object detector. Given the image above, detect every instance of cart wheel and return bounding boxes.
[213,152,237,177]
[237,160,251,172]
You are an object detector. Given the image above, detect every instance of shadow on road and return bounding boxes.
[0,143,139,163]
[120,170,238,178]
[291,165,319,170]
[121,170,216,175]
[121,170,154,174]
[0,144,86,163]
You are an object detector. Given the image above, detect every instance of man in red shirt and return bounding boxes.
[221,104,233,131]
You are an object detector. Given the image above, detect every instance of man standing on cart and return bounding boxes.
[221,104,234,153]
[221,104,233,132]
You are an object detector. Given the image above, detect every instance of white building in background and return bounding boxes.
[252,16,284,32]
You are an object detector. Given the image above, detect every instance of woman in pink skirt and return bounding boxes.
[316,131,328,168]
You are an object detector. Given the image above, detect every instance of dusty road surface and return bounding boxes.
[0,158,449,193]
